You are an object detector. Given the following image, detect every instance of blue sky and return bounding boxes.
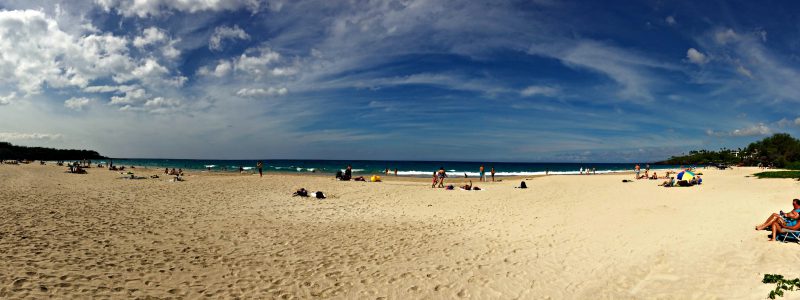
[1,0,800,162]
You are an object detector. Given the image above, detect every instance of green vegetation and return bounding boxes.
[657,148,740,165]
[754,171,800,179]
[763,274,800,299]
[657,133,800,168]
[0,142,105,161]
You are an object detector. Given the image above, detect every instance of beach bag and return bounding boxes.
[519,181,527,188]
[315,191,326,199]
[335,170,343,179]
[371,175,381,182]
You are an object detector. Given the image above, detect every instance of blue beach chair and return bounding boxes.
[778,229,800,243]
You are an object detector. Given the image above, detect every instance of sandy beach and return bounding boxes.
[1,164,799,299]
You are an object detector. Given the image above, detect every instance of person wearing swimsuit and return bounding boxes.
[756,199,800,241]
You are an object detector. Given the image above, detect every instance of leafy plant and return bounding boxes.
[762,274,800,299]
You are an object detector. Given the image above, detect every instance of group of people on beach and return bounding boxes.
[478,165,496,182]
[164,168,183,176]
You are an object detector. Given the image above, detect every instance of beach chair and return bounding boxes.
[778,229,800,243]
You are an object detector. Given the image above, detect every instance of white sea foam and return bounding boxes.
[395,169,631,177]
[204,165,216,168]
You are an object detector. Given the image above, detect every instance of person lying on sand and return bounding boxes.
[293,188,309,197]
[461,180,473,190]
[756,199,800,241]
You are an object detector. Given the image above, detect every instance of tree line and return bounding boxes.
[0,142,106,161]
[657,133,800,168]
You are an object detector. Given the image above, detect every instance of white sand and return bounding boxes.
[1,164,798,298]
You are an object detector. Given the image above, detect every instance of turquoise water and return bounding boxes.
[92,159,688,177]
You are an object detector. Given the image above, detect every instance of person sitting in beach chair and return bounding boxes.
[756,199,800,241]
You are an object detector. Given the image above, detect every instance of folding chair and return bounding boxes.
[779,229,800,243]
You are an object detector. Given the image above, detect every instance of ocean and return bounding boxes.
[92,159,688,177]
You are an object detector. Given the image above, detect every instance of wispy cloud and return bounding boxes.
[64,97,91,111]
[0,132,63,141]
[706,123,771,137]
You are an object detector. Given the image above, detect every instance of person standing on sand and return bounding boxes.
[634,164,641,179]
[394,168,398,176]
[479,165,485,182]
[437,167,447,188]
[491,166,495,182]
[257,161,263,177]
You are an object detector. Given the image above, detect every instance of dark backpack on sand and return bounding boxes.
[519,181,528,189]
[315,191,326,199]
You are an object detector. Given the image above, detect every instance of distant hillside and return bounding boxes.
[656,133,800,168]
[0,142,105,161]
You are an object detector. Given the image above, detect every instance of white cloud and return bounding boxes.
[197,60,232,77]
[0,132,63,141]
[665,16,676,26]
[110,88,147,105]
[236,87,288,97]
[82,85,136,93]
[209,25,250,51]
[234,47,281,76]
[95,0,262,18]
[736,65,754,78]
[0,10,134,94]
[198,46,290,79]
[707,123,771,137]
[0,92,16,105]
[64,97,91,111]
[714,28,739,44]
[0,9,187,114]
[538,40,678,100]
[520,85,560,97]
[795,117,800,126]
[115,58,187,87]
[133,27,167,48]
[686,48,708,65]
[133,27,180,59]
